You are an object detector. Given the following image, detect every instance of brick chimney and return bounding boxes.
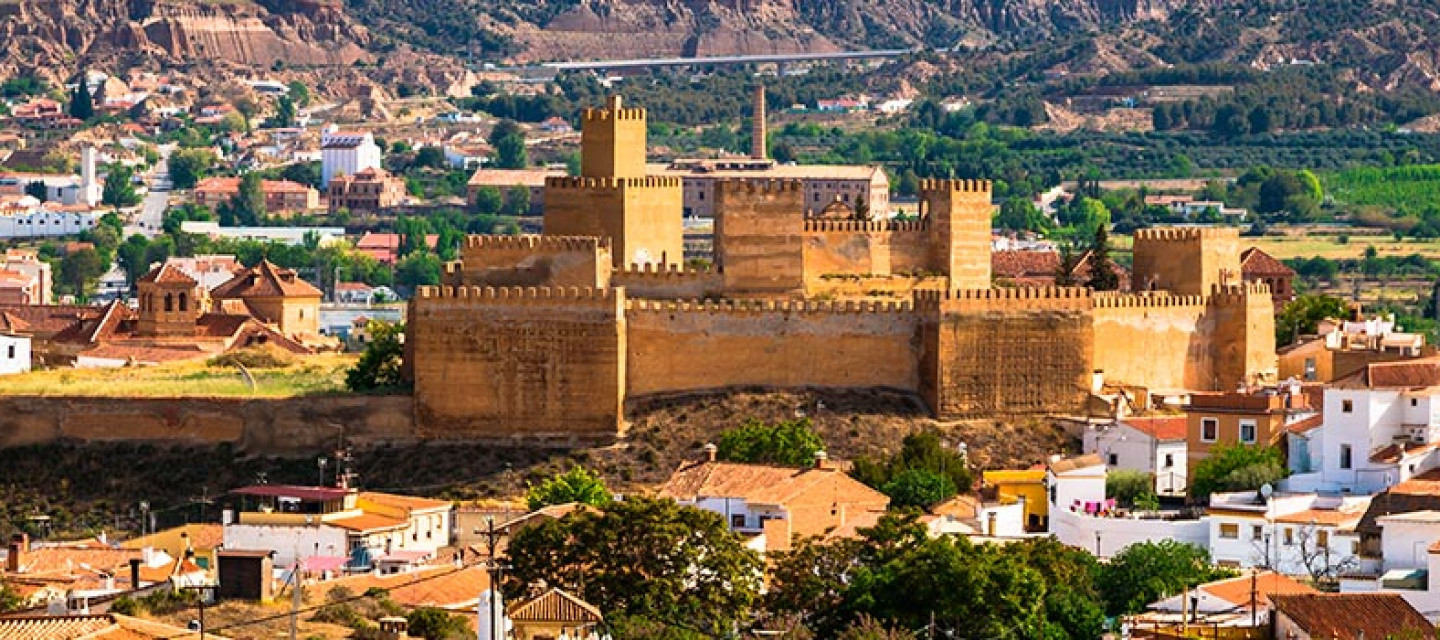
[813,450,829,470]
[6,533,28,572]
[703,443,717,463]
[751,84,766,160]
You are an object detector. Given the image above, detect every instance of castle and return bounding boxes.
[405,96,1278,440]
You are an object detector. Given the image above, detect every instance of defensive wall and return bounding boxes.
[543,176,685,269]
[451,235,613,289]
[611,262,724,299]
[1132,226,1241,295]
[625,298,920,397]
[407,285,626,441]
[0,395,415,452]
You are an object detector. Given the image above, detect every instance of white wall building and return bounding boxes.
[0,198,101,238]
[0,333,30,375]
[1286,361,1440,495]
[1340,511,1440,620]
[1083,416,1189,496]
[1206,490,1368,576]
[320,129,382,188]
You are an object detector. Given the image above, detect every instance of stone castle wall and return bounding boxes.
[625,298,919,397]
[0,395,415,452]
[713,179,807,295]
[544,176,685,268]
[800,219,932,288]
[455,235,612,289]
[1091,292,1213,390]
[611,263,724,299]
[919,288,1095,418]
[408,285,626,441]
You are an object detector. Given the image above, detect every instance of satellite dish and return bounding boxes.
[1260,483,1274,500]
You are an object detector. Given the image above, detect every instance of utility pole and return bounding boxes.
[180,585,216,639]
[1250,571,1258,628]
[481,517,509,640]
[290,557,304,640]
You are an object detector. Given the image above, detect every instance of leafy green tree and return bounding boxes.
[345,321,407,392]
[994,198,1052,233]
[219,173,265,225]
[526,466,613,510]
[502,185,531,216]
[436,226,465,262]
[881,469,957,509]
[168,149,215,190]
[1097,540,1234,615]
[1190,443,1288,499]
[101,164,141,208]
[405,607,472,640]
[265,95,296,128]
[69,70,94,120]
[0,579,24,613]
[1086,224,1120,291]
[395,252,442,288]
[716,417,825,467]
[851,430,974,503]
[280,161,322,188]
[504,497,763,637]
[286,81,311,107]
[494,133,528,169]
[472,185,503,216]
[116,234,154,286]
[24,181,46,202]
[1106,469,1156,509]
[59,247,105,300]
[1276,294,1349,344]
[413,146,448,170]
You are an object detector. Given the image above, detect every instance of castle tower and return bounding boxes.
[545,96,684,268]
[921,179,993,290]
[1132,227,1241,296]
[751,85,766,160]
[135,263,203,337]
[580,95,646,179]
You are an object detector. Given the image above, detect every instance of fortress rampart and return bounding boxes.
[404,96,1278,439]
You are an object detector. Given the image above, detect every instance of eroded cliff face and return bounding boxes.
[0,0,373,81]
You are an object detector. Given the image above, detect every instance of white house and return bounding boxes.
[1206,490,1369,576]
[0,333,29,375]
[1046,453,1107,518]
[222,484,452,573]
[0,197,102,238]
[1083,416,1189,496]
[1340,511,1440,619]
[1286,359,1440,495]
[320,128,382,188]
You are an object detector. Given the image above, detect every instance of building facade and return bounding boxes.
[320,130,383,188]
[327,168,405,212]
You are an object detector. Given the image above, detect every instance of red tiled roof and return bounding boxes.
[210,260,322,299]
[660,460,889,506]
[1273,508,1364,527]
[327,513,408,533]
[1241,247,1296,278]
[1287,414,1323,434]
[1122,416,1188,441]
[136,262,198,286]
[1200,571,1315,608]
[1335,358,1440,389]
[316,566,488,609]
[1270,593,1435,640]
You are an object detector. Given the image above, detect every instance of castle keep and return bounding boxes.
[406,97,1278,440]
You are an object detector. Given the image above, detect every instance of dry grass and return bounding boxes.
[3,353,357,397]
[1245,235,1440,261]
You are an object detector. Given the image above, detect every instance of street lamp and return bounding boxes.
[138,501,150,537]
[1095,531,1102,557]
[317,457,328,487]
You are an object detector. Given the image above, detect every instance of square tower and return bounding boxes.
[921,179,993,290]
[581,96,647,179]
[1131,227,1242,296]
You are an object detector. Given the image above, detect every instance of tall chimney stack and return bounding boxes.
[751,85,766,160]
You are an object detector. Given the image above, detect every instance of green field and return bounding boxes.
[1323,164,1440,211]
[1247,235,1440,261]
[1,354,357,397]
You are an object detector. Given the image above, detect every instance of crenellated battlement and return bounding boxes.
[618,262,715,276]
[415,285,622,308]
[915,287,1092,314]
[1132,227,1239,242]
[582,106,646,122]
[627,297,914,314]
[545,176,683,190]
[1208,281,1272,305]
[463,234,612,251]
[918,178,993,195]
[715,178,804,193]
[916,287,1092,303]
[803,219,929,233]
[1091,291,1208,309]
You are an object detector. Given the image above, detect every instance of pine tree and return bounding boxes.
[69,69,94,120]
[1087,224,1121,291]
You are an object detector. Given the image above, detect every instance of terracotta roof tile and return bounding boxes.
[509,588,602,623]
[326,513,408,533]
[1049,453,1105,475]
[136,262,198,286]
[315,566,489,609]
[1270,593,1434,640]
[1123,416,1188,441]
[1241,247,1296,277]
[0,304,101,336]
[1200,571,1316,607]
[359,492,452,513]
[210,260,322,299]
[1273,508,1365,527]
[658,461,888,507]
[1287,414,1323,434]
[1336,358,1440,389]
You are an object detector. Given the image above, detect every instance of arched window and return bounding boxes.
[179,292,188,312]
[164,293,173,312]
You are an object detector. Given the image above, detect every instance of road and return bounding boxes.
[125,144,174,238]
[539,48,915,72]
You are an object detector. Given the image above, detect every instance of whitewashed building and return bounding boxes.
[0,333,30,375]
[320,129,382,188]
[1206,490,1369,576]
[1083,416,1189,496]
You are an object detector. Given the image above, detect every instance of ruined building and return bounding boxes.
[406,96,1278,440]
